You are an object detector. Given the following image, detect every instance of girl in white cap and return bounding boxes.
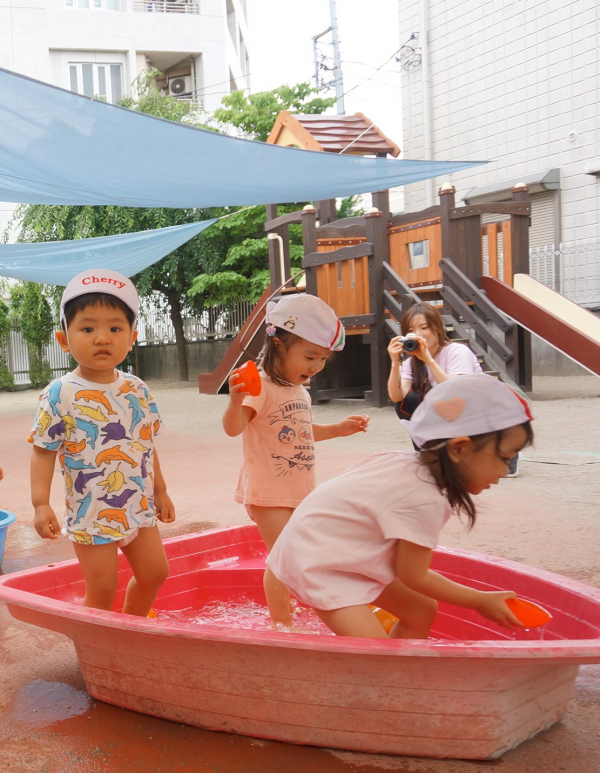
[223,293,370,626]
[265,374,533,637]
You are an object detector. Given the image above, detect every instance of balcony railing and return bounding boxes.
[133,0,199,13]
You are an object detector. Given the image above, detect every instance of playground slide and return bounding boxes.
[198,284,271,395]
[481,274,600,377]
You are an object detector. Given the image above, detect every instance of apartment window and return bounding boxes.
[65,0,119,9]
[69,63,123,104]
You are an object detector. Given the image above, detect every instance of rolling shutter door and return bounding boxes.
[529,191,556,248]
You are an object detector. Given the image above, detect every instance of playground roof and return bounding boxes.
[0,67,482,209]
[267,111,401,157]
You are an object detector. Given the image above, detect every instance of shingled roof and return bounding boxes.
[267,111,400,157]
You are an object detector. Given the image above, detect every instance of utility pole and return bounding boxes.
[329,0,345,114]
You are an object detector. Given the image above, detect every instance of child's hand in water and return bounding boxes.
[337,415,370,436]
[34,505,61,540]
[476,591,522,629]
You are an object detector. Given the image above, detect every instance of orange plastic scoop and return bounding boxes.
[371,606,397,634]
[505,598,552,628]
[232,360,261,396]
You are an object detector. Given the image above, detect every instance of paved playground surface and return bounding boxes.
[1,376,599,773]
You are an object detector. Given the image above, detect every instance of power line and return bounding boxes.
[337,46,404,100]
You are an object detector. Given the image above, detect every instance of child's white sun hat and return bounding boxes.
[403,374,533,449]
[266,294,345,351]
[60,269,139,325]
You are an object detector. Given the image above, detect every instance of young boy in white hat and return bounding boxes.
[29,269,175,616]
[223,293,370,626]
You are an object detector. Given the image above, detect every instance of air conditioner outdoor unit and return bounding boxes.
[168,75,193,97]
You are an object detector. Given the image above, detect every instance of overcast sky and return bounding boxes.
[246,0,403,152]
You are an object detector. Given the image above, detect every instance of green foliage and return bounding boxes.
[10,282,55,389]
[214,83,336,142]
[188,271,250,308]
[0,298,14,390]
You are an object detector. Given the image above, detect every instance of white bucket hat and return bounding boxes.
[403,374,533,449]
[60,269,139,326]
[266,294,345,351]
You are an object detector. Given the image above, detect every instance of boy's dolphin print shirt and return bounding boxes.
[235,375,316,507]
[29,371,161,544]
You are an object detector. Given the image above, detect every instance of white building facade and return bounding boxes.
[398,0,600,305]
[0,0,250,232]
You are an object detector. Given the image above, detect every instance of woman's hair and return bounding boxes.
[257,327,298,387]
[401,303,450,393]
[419,422,534,528]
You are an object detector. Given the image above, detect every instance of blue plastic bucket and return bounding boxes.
[0,510,16,566]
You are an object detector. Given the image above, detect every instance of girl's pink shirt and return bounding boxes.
[234,376,315,508]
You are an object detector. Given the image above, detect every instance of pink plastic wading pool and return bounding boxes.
[1,524,600,760]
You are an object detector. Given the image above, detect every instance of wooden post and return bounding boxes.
[439,182,456,264]
[508,182,532,391]
[510,183,531,278]
[365,209,387,407]
[316,199,337,225]
[301,206,318,297]
[371,189,390,222]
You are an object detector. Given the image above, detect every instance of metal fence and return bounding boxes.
[530,241,600,308]
[1,300,255,386]
[5,324,71,387]
[136,300,255,346]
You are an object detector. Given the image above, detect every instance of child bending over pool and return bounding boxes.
[29,270,175,616]
[265,374,533,638]
[223,293,370,626]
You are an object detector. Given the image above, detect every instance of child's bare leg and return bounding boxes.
[264,567,293,626]
[249,505,293,550]
[121,526,169,617]
[315,604,388,638]
[250,505,294,626]
[73,541,119,610]
[374,578,438,639]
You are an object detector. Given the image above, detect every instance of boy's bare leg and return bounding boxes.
[374,578,438,639]
[72,541,119,611]
[263,567,293,627]
[315,604,388,638]
[121,525,169,617]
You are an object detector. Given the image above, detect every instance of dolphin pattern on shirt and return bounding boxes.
[75,417,99,449]
[75,389,117,416]
[125,395,144,434]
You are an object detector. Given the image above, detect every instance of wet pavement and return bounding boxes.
[1,377,600,772]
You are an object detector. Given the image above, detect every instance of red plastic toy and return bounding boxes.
[232,360,261,396]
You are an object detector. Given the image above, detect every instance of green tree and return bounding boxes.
[214,83,336,141]
[9,282,54,389]
[0,296,14,390]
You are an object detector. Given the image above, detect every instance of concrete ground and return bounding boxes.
[1,376,599,773]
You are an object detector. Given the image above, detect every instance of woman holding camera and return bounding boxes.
[387,303,482,423]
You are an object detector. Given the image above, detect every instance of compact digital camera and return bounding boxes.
[400,333,420,353]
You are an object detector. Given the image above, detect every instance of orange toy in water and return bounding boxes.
[232,360,261,397]
[371,606,397,634]
[506,598,552,628]
[147,609,157,619]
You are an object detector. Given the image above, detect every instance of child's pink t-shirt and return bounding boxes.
[266,451,452,610]
[401,342,482,387]
[234,376,315,508]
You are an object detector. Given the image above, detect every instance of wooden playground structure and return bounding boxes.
[200,181,535,406]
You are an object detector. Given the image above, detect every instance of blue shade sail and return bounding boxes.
[0,220,217,284]
[0,68,485,208]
